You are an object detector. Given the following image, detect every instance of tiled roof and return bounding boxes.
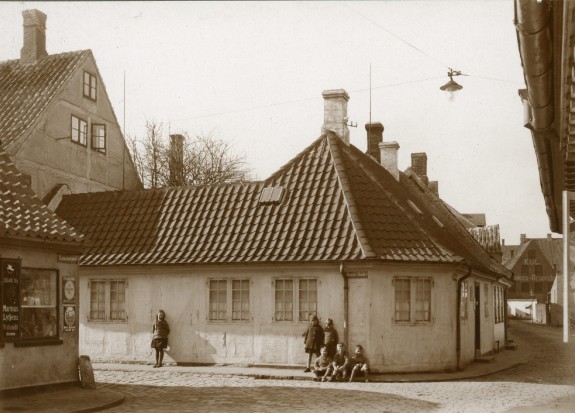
[56,133,509,277]
[0,144,84,244]
[503,238,563,272]
[0,50,90,149]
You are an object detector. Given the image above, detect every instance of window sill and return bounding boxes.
[88,319,128,324]
[14,337,63,347]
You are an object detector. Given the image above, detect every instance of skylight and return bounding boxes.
[259,186,285,205]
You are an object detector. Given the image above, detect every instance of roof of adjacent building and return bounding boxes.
[468,225,502,255]
[0,50,90,149]
[503,237,563,272]
[56,132,510,278]
[0,142,84,245]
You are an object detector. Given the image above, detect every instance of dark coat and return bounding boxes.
[303,323,325,355]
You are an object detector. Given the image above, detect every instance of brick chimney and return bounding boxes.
[429,180,439,196]
[365,122,384,162]
[169,134,185,186]
[520,234,527,245]
[20,10,47,65]
[321,89,350,145]
[411,153,429,185]
[379,141,400,181]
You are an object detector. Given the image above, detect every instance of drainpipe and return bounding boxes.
[456,266,473,370]
[339,263,349,347]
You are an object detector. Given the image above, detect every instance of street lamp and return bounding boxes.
[440,68,464,92]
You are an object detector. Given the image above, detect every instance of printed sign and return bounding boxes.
[347,271,368,279]
[1,258,21,340]
[63,305,76,332]
[62,276,76,304]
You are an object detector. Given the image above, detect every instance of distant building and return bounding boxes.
[502,234,560,323]
[57,89,512,373]
[0,9,142,202]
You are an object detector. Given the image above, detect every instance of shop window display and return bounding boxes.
[20,268,58,338]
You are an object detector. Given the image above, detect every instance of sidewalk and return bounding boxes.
[0,336,534,413]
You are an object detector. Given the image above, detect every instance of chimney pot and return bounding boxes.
[520,234,527,245]
[365,122,384,162]
[379,141,400,181]
[20,9,47,65]
[322,89,350,145]
[411,152,428,185]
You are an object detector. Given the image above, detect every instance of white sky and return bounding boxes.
[0,1,550,245]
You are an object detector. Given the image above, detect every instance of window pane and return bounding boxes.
[209,280,227,321]
[92,124,106,152]
[395,278,410,322]
[415,278,431,321]
[110,280,126,321]
[232,279,250,321]
[274,279,293,321]
[298,279,317,322]
[90,281,106,320]
[20,269,58,338]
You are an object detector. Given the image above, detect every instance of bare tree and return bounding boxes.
[127,122,252,189]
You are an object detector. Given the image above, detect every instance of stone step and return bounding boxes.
[475,355,495,363]
[506,343,517,350]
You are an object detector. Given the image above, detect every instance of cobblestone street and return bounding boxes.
[93,321,575,413]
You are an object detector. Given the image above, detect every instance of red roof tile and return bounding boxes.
[0,144,84,244]
[0,50,90,149]
[56,133,508,277]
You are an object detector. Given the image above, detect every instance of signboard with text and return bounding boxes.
[1,258,21,340]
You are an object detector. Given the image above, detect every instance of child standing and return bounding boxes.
[323,318,339,359]
[302,314,324,372]
[313,346,332,381]
[349,344,369,382]
[151,310,170,368]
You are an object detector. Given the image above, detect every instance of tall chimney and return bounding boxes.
[380,141,400,181]
[20,10,47,65]
[365,122,384,162]
[411,153,429,185]
[169,134,185,186]
[520,234,527,245]
[321,89,350,145]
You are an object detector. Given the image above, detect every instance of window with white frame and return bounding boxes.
[71,115,87,146]
[460,280,469,320]
[484,284,489,318]
[394,277,433,323]
[83,71,97,100]
[209,279,250,322]
[494,285,505,324]
[89,280,126,322]
[91,124,106,153]
[273,278,317,322]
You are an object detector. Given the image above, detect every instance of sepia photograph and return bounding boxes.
[0,1,574,412]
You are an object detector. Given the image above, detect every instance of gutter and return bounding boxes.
[456,266,473,370]
[339,262,349,347]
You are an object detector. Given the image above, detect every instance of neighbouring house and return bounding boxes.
[514,0,575,325]
[0,143,85,392]
[502,234,561,323]
[0,9,141,204]
[56,89,512,373]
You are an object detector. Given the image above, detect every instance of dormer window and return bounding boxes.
[92,124,106,153]
[83,71,97,101]
[259,186,285,205]
[71,115,87,146]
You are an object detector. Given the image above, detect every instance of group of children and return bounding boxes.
[303,314,370,382]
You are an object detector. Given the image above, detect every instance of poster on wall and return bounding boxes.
[62,275,76,305]
[1,258,21,341]
[63,305,76,332]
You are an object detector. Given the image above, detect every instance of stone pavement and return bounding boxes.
[0,333,536,413]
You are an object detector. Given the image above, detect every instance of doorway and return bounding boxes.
[475,283,481,352]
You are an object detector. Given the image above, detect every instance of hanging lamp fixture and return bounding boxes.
[440,68,464,92]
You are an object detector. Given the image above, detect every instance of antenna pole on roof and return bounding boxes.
[123,70,126,191]
[369,63,372,142]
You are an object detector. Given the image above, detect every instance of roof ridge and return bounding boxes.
[327,134,374,258]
